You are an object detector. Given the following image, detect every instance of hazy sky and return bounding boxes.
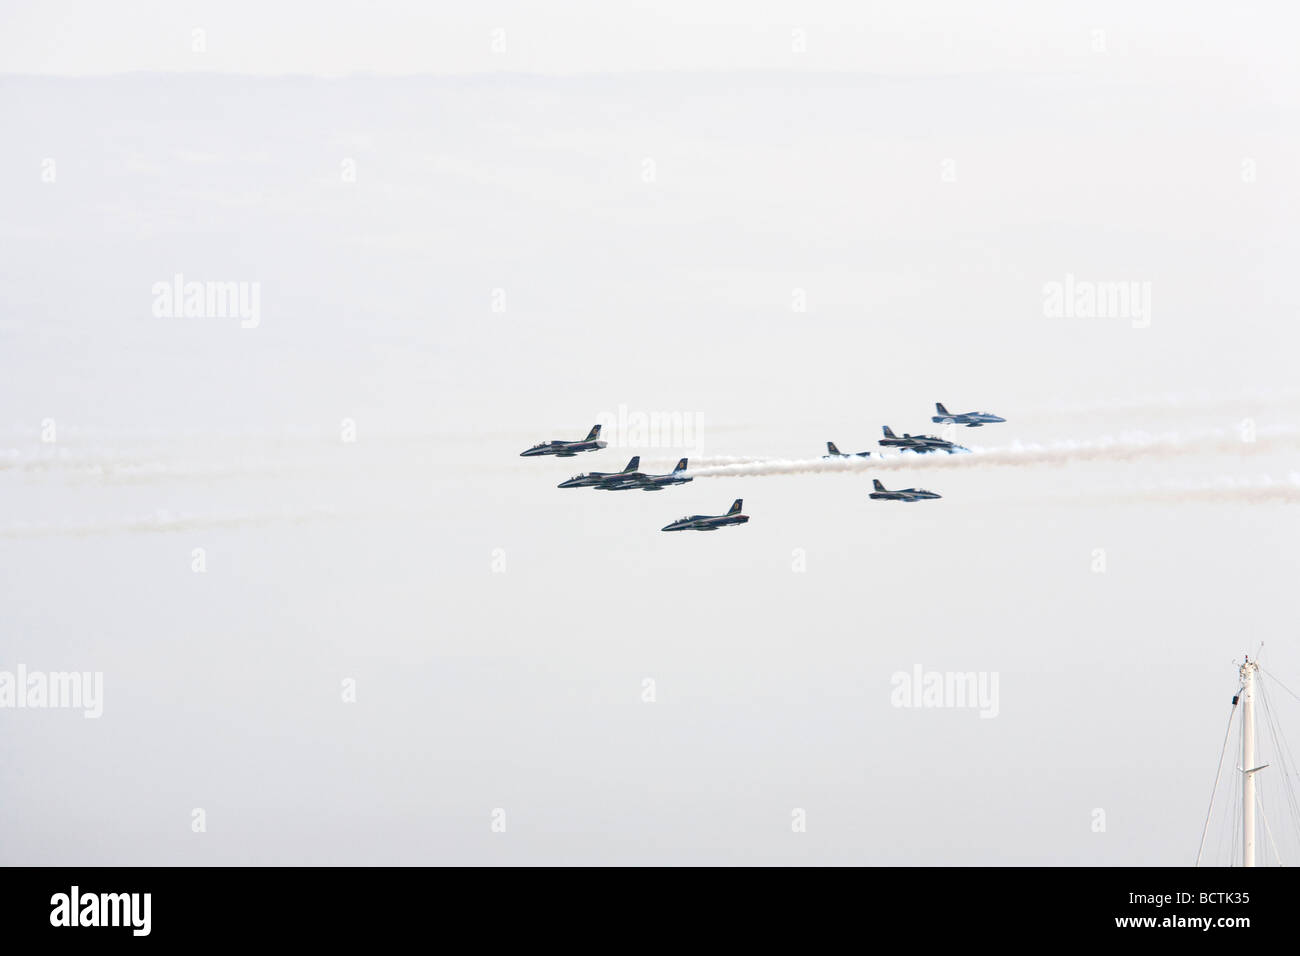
[2,3,1298,866]
[0,1,1295,83]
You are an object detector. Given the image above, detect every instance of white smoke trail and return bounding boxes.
[642,454,773,468]
[0,448,309,482]
[1126,473,1300,504]
[0,507,341,539]
[684,425,1300,479]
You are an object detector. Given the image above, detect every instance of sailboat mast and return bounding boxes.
[1240,658,1257,868]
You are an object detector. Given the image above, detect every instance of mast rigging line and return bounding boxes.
[1196,691,1241,867]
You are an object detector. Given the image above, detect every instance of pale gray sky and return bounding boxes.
[1,3,1298,866]
[0,0,1294,83]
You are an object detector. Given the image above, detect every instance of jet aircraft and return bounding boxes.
[637,458,693,490]
[520,424,607,457]
[824,441,872,459]
[661,499,749,531]
[868,479,941,502]
[879,425,968,454]
[930,403,1005,427]
[557,456,641,489]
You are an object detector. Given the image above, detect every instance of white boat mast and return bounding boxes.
[1239,657,1265,867]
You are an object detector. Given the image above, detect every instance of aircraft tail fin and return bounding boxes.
[673,458,688,473]
[935,402,949,416]
[882,425,897,439]
[727,499,743,516]
[827,441,840,456]
[585,424,602,441]
[873,479,886,492]
[623,456,640,472]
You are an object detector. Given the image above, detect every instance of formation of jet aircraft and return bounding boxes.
[824,441,872,459]
[661,499,749,532]
[525,405,1001,529]
[869,478,941,502]
[519,424,607,457]
[930,402,1006,428]
[879,425,969,454]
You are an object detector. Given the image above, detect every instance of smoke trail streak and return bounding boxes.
[683,426,1300,479]
[0,508,341,539]
[641,454,773,468]
[1124,473,1300,505]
